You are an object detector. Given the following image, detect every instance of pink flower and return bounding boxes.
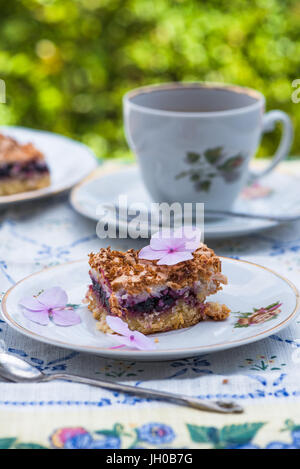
[242,182,272,199]
[51,427,88,448]
[106,316,156,351]
[138,227,201,266]
[19,287,81,327]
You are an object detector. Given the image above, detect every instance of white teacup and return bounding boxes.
[123,83,293,210]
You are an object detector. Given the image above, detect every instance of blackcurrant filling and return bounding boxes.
[91,277,111,313]
[0,160,49,180]
[127,293,176,313]
[91,278,199,315]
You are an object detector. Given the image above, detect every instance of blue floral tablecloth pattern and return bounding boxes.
[1,162,300,449]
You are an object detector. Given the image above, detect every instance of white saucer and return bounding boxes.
[0,126,97,206]
[2,258,299,361]
[70,164,300,239]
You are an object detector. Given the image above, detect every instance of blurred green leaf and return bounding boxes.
[0,438,17,449]
[198,180,212,191]
[14,443,48,449]
[186,424,219,444]
[0,0,298,159]
[219,423,265,447]
[204,147,223,164]
[186,152,201,164]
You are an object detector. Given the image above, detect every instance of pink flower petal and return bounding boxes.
[129,330,157,350]
[150,227,201,252]
[157,251,194,265]
[107,333,156,351]
[58,428,88,444]
[150,236,171,251]
[52,308,81,326]
[106,316,157,350]
[19,296,46,311]
[164,237,186,251]
[38,287,68,309]
[175,226,202,250]
[172,244,195,253]
[22,308,50,326]
[107,334,137,348]
[139,246,167,261]
[139,228,201,266]
[150,229,186,251]
[106,315,131,336]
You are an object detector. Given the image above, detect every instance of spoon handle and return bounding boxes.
[104,202,300,223]
[45,373,243,414]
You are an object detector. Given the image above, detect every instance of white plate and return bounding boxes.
[2,258,299,361]
[0,126,97,205]
[70,165,296,239]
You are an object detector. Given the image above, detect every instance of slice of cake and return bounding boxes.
[0,134,50,196]
[86,244,230,335]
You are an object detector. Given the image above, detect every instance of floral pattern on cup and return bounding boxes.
[175,148,245,192]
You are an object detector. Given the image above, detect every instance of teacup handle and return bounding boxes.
[249,110,293,181]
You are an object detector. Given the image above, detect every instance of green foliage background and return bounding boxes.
[0,0,299,160]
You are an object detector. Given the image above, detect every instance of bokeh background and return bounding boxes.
[0,0,299,160]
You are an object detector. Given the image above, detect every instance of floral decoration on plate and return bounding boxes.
[242,182,273,199]
[234,301,282,328]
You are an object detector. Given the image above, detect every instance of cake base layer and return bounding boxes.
[86,288,230,335]
[0,174,50,196]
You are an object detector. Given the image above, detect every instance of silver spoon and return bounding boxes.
[103,202,300,224]
[206,209,300,223]
[0,352,243,414]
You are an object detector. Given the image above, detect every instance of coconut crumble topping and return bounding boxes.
[0,134,45,164]
[88,244,226,296]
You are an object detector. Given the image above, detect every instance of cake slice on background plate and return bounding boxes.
[0,134,50,196]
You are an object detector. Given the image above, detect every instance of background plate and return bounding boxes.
[70,165,284,239]
[0,126,97,205]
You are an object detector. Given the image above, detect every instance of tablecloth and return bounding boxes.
[1,161,300,450]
